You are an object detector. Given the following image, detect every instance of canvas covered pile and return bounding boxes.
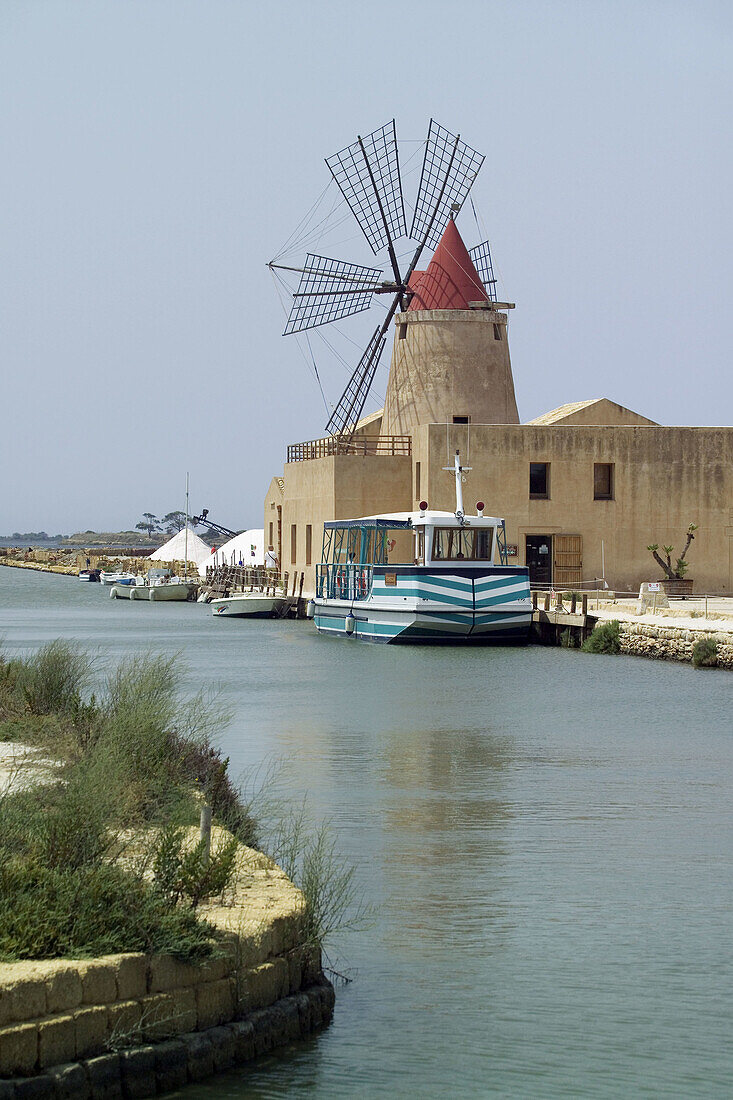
[148,527,214,569]
[198,529,264,576]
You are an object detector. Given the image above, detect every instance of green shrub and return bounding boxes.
[0,644,256,963]
[0,860,216,963]
[17,640,91,716]
[152,825,239,909]
[560,627,579,649]
[581,619,621,654]
[692,637,718,668]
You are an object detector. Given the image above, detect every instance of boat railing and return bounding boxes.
[316,563,374,602]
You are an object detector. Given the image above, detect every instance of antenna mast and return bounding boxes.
[443,451,472,518]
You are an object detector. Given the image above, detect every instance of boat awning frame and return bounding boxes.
[323,518,413,530]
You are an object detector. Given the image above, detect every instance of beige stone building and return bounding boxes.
[265,223,733,596]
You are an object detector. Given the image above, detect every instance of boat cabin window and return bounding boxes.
[431,527,493,561]
[414,530,425,565]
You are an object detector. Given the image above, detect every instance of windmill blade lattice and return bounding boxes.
[271,119,492,440]
[325,120,406,256]
[325,327,387,437]
[409,120,485,251]
[468,239,498,300]
[283,254,385,335]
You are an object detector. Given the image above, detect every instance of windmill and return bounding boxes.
[268,120,499,442]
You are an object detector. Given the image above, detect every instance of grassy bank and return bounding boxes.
[0,642,254,964]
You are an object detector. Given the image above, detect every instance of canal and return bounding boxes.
[1,567,731,1097]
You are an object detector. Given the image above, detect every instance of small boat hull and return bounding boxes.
[149,582,197,602]
[111,582,196,602]
[211,595,287,618]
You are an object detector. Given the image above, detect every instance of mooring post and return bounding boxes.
[200,803,212,866]
[582,594,588,615]
[570,593,577,614]
[544,593,551,612]
[532,590,538,610]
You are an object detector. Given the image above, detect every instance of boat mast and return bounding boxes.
[184,472,189,581]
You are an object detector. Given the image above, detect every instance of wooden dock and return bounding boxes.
[530,590,595,645]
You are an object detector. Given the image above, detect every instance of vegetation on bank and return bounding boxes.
[581,619,621,654]
[692,637,718,668]
[0,643,253,963]
[0,641,367,972]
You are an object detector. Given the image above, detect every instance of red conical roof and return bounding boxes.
[407,219,488,310]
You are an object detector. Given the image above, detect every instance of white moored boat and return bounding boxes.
[210,593,288,618]
[313,452,532,645]
[110,569,197,601]
[99,571,137,585]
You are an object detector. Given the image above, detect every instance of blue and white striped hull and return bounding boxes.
[313,566,531,645]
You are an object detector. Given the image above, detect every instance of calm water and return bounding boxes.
[2,568,732,1097]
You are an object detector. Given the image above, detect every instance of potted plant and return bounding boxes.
[646,524,698,597]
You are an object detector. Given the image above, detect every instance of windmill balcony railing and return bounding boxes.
[287,435,411,463]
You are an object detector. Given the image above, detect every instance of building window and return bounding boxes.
[594,463,614,500]
[290,524,297,565]
[415,461,421,501]
[453,415,470,424]
[530,462,550,499]
[398,323,407,340]
[268,521,273,545]
[493,323,502,340]
[305,524,312,566]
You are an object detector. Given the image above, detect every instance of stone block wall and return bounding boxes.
[0,845,333,1093]
[619,622,733,667]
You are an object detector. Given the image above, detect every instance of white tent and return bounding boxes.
[198,529,264,577]
[148,527,214,569]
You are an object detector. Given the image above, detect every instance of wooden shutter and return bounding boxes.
[554,534,583,587]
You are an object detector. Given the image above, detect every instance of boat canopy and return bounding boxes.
[324,517,413,530]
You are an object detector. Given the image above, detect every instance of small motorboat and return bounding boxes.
[99,571,138,585]
[210,593,288,618]
[78,569,101,582]
[110,568,197,602]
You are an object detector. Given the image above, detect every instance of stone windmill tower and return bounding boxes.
[381,216,519,436]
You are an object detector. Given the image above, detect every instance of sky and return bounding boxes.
[1,0,731,533]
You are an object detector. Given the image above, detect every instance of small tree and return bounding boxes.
[135,513,161,538]
[647,524,697,580]
[162,511,187,535]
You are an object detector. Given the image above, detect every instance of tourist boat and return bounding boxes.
[110,569,197,601]
[312,453,532,644]
[210,593,288,618]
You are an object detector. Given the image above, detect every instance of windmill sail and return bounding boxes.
[326,120,406,256]
[272,119,492,443]
[325,327,386,437]
[409,120,485,251]
[468,239,498,300]
[282,254,384,334]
